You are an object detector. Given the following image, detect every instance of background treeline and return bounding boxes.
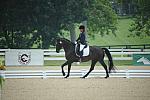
[0,0,149,48]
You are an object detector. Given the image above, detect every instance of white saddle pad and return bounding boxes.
[76,44,89,57]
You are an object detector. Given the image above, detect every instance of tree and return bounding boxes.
[0,0,62,48]
[62,0,118,40]
[86,0,117,37]
[129,0,150,36]
[111,0,136,15]
[0,0,118,48]
[58,0,88,42]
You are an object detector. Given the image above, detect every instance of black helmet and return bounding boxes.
[79,25,85,29]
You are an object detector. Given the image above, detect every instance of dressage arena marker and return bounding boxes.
[1,70,150,79]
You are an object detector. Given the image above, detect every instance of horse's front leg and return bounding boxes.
[64,62,72,78]
[61,61,68,76]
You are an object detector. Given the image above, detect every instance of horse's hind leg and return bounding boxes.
[99,60,109,78]
[82,60,97,78]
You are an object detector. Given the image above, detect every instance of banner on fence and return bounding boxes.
[5,49,44,66]
[133,54,150,66]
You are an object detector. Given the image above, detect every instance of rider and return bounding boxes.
[76,25,87,62]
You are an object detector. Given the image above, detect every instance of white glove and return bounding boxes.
[75,41,77,44]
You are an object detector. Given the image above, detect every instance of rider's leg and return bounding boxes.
[76,44,80,56]
[79,50,83,62]
[79,44,87,62]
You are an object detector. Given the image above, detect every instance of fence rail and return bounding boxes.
[99,44,150,49]
[1,70,150,79]
[0,49,150,61]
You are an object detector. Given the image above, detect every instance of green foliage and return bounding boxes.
[129,0,150,36]
[0,0,59,48]
[87,0,117,36]
[0,0,118,48]
[0,76,5,89]
[0,0,88,48]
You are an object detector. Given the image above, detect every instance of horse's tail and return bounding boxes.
[102,48,116,73]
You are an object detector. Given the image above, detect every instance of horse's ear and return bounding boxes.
[55,36,63,44]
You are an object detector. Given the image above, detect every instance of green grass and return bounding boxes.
[88,18,150,46]
[0,56,4,65]
[44,60,132,66]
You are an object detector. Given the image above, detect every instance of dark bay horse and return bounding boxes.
[56,38,115,78]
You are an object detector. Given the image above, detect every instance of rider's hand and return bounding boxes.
[75,41,77,44]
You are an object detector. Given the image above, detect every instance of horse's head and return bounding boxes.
[56,38,63,53]
[56,38,74,53]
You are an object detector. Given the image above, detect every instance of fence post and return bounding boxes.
[125,69,130,78]
[144,45,146,49]
[121,48,124,58]
[0,71,5,79]
[42,71,47,79]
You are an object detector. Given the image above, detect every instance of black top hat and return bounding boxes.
[79,25,85,29]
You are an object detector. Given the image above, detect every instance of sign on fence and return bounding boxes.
[5,49,44,66]
[133,54,150,66]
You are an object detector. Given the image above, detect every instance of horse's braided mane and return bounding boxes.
[60,38,75,44]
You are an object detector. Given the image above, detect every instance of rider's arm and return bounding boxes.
[76,34,80,42]
[80,33,86,44]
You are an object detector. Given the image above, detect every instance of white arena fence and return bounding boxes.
[1,70,150,79]
[0,48,150,61]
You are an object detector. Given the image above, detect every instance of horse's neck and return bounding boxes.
[63,42,74,53]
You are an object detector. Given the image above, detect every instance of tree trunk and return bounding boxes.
[82,20,87,41]
[69,24,76,43]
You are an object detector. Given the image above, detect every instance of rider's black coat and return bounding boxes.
[76,32,86,45]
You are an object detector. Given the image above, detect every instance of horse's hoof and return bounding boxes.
[80,76,86,79]
[64,76,68,78]
[62,73,65,76]
[104,76,109,78]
